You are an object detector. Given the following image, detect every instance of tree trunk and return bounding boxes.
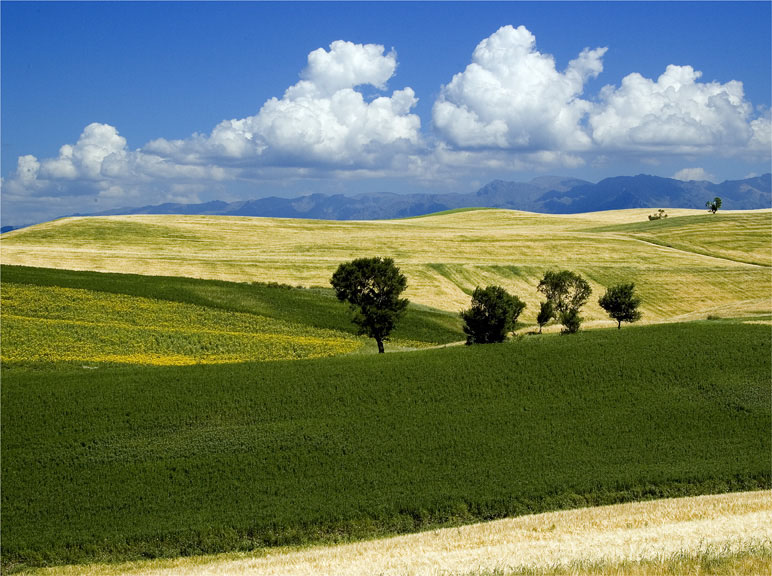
[376,338,385,354]
[617,320,622,329]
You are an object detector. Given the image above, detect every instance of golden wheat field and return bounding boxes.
[26,491,771,576]
[2,209,770,324]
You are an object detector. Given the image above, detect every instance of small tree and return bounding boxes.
[330,257,408,353]
[537,270,591,333]
[537,270,592,315]
[461,285,526,344]
[598,283,642,329]
[536,300,554,334]
[706,197,722,214]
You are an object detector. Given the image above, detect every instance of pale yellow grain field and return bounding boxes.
[30,491,772,576]
[2,209,770,324]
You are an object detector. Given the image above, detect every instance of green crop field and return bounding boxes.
[2,209,770,321]
[2,312,769,570]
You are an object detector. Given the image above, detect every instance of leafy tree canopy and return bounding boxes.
[536,300,554,333]
[559,308,582,334]
[598,283,642,329]
[330,257,408,353]
[461,285,526,344]
[537,270,592,315]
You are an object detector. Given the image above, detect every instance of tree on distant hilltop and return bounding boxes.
[461,285,526,344]
[599,283,642,329]
[537,270,591,334]
[536,300,554,334]
[706,197,722,214]
[330,257,408,354]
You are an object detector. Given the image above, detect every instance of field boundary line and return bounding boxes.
[33,491,772,576]
[620,235,770,268]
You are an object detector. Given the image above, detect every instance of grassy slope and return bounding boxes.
[3,320,769,569]
[1,265,463,365]
[2,283,365,365]
[2,209,770,321]
[589,212,772,267]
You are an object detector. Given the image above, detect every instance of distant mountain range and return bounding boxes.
[73,173,772,221]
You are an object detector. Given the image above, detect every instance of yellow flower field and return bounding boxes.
[2,283,362,366]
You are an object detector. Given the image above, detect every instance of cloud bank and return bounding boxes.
[4,26,770,222]
[144,40,421,168]
[590,65,765,153]
[433,25,606,151]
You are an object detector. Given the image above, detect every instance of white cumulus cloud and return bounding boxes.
[749,111,772,155]
[302,40,397,95]
[38,123,127,180]
[589,65,757,153]
[146,40,421,168]
[432,25,606,151]
[4,29,770,227]
[2,40,423,223]
[3,122,227,201]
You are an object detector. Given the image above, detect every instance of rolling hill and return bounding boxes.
[32,491,770,576]
[2,207,770,572]
[3,316,770,569]
[1,265,462,368]
[2,208,770,323]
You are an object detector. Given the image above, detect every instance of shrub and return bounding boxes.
[706,197,722,214]
[559,308,582,334]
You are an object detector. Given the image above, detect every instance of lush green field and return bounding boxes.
[3,318,769,570]
[1,265,463,367]
[2,209,770,320]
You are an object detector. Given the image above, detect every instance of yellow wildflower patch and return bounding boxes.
[1,283,362,366]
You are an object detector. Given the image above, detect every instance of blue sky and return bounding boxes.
[2,1,770,226]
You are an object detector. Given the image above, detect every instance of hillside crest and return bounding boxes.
[71,173,770,222]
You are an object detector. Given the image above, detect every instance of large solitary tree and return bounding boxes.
[537,270,592,334]
[598,283,642,329]
[461,285,526,344]
[330,257,408,354]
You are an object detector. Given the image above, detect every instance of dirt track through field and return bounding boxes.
[41,491,771,576]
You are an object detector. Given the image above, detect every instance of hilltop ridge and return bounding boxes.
[5,174,767,231]
[3,208,769,321]
[70,173,770,222]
